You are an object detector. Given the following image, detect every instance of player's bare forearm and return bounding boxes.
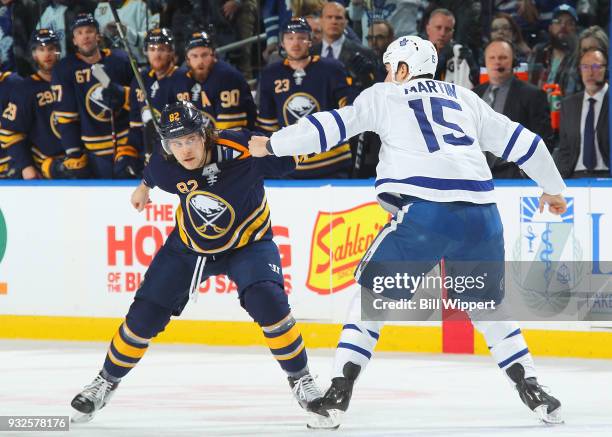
[131,182,151,212]
[539,193,567,215]
[248,136,272,157]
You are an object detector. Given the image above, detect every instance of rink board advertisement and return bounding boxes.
[0,180,611,357]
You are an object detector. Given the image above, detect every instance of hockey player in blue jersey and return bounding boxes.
[249,36,568,427]
[0,68,23,179]
[0,29,71,179]
[126,27,185,167]
[70,101,333,427]
[167,31,256,131]
[52,13,134,178]
[257,18,355,178]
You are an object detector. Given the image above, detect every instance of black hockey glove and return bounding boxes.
[349,52,375,77]
[101,82,128,110]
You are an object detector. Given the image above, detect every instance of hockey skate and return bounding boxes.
[288,372,339,429]
[307,362,361,429]
[506,363,563,424]
[70,372,119,423]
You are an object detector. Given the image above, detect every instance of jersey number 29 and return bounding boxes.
[408,97,474,152]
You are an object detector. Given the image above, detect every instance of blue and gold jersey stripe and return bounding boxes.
[81,129,129,155]
[295,142,351,171]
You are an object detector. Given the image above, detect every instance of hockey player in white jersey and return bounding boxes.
[249,35,568,428]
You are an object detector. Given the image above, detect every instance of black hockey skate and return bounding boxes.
[307,362,362,429]
[288,372,339,429]
[506,363,563,424]
[71,372,119,423]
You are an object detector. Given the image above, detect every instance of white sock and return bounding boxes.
[332,291,384,379]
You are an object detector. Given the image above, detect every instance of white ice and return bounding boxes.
[1,340,611,437]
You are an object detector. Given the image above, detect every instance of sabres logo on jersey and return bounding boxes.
[186,191,235,239]
[282,92,320,125]
[85,83,112,122]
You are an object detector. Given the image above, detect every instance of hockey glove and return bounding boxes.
[114,145,143,178]
[42,152,92,179]
[101,83,128,111]
[349,52,375,77]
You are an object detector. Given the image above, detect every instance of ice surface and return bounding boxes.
[0,340,610,437]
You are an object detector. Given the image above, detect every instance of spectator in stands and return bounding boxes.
[261,0,292,63]
[312,1,380,91]
[555,48,609,178]
[425,8,479,87]
[37,1,97,59]
[306,15,323,46]
[366,20,395,59]
[348,0,424,45]
[95,1,159,65]
[489,12,532,64]
[475,38,552,178]
[221,0,258,80]
[0,0,37,75]
[527,4,578,94]
[561,25,610,94]
[421,0,481,54]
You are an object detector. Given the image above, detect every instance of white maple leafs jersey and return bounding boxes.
[270,78,566,204]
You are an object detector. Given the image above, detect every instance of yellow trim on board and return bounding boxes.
[474,329,612,359]
[1,315,611,359]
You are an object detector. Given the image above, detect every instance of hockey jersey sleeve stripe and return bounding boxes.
[305,114,327,152]
[375,176,494,192]
[330,109,346,143]
[217,112,247,120]
[515,134,541,166]
[502,124,524,161]
[216,120,247,130]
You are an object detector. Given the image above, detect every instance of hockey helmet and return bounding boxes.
[144,28,175,51]
[70,13,99,33]
[30,28,60,51]
[185,31,214,53]
[159,101,208,154]
[383,36,438,83]
[281,17,312,39]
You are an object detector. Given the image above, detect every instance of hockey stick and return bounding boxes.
[108,2,161,162]
[91,64,120,179]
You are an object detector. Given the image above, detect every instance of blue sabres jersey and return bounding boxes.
[143,129,298,255]
[0,71,23,177]
[257,56,355,178]
[166,60,256,130]
[52,49,133,157]
[128,65,185,156]
[0,73,64,173]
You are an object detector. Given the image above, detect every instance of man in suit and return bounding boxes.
[311,1,381,92]
[475,38,553,178]
[555,47,609,178]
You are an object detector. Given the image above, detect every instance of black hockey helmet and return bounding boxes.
[30,28,60,51]
[281,17,312,39]
[185,30,214,53]
[160,101,209,154]
[70,13,99,33]
[144,28,174,51]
